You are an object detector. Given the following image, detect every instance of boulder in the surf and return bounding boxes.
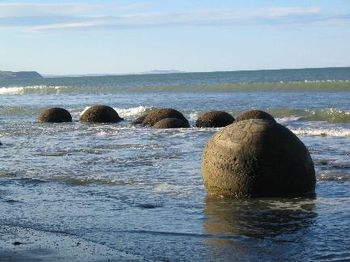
[201,119,315,197]
[37,107,72,123]
[153,118,190,128]
[132,108,159,125]
[142,108,189,127]
[236,110,276,123]
[80,105,123,123]
[196,111,234,128]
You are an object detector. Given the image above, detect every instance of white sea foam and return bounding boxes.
[188,112,199,122]
[79,105,151,119]
[154,183,184,195]
[276,116,303,123]
[114,106,150,118]
[0,85,65,95]
[80,106,91,116]
[0,86,25,95]
[291,127,350,137]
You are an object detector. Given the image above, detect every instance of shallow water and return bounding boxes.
[1,69,350,261]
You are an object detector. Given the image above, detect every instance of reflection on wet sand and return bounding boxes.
[203,196,317,261]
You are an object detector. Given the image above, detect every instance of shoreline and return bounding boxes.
[0,224,141,261]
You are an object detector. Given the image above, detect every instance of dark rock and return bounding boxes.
[37,108,72,123]
[201,119,315,198]
[153,118,190,128]
[132,114,148,125]
[236,110,276,123]
[196,111,234,128]
[142,108,189,126]
[132,108,159,125]
[80,105,123,123]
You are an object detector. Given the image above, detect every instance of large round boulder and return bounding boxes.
[196,111,234,128]
[153,118,190,128]
[142,108,189,126]
[201,119,315,198]
[80,105,123,123]
[236,110,276,123]
[132,108,159,125]
[132,114,148,125]
[37,108,72,123]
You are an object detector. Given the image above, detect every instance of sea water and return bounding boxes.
[0,68,349,261]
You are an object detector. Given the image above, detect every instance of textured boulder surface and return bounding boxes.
[142,108,189,126]
[132,114,148,125]
[153,118,190,128]
[202,119,315,197]
[37,108,72,123]
[236,110,276,123]
[196,111,234,128]
[132,108,159,125]
[80,105,123,123]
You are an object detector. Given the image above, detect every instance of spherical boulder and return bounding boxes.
[153,118,190,128]
[142,108,189,126]
[132,108,159,125]
[132,114,148,125]
[37,107,72,123]
[196,111,234,128]
[201,119,315,198]
[236,110,276,123]
[80,105,123,123]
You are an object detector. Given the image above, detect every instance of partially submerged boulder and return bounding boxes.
[132,108,159,125]
[37,108,72,123]
[153,118,190,128]
[80,105,123,123]
[142,108,189,126]
[132,114,148,125]
[196,111,234,128]
[201,119,315,198]
[236,110,276,123]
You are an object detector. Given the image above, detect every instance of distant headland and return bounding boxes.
[0,70,42,80]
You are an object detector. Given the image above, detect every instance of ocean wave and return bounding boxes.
[79,105,153,119]
[1,80,350,96]
[187,108,350,124]
[0,85,67,95]
[318,173,350,182]
[114,106,153,119]
[270,108,350,124]
[290,127,350,137]
[304,109,350,123]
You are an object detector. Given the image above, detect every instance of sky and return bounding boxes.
[0,0,349,75]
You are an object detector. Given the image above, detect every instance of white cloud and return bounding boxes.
[0,2,348,32]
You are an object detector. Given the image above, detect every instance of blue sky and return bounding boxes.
[0,0,349,75]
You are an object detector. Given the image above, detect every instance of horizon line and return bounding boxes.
[40,65,350,78]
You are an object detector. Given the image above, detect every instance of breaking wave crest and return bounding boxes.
[270,108,350,124]
[0,85,67,95]
[1,79,350,95]
[290,127,350,137]
[189,108,350,124]
[79,106,154,119]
